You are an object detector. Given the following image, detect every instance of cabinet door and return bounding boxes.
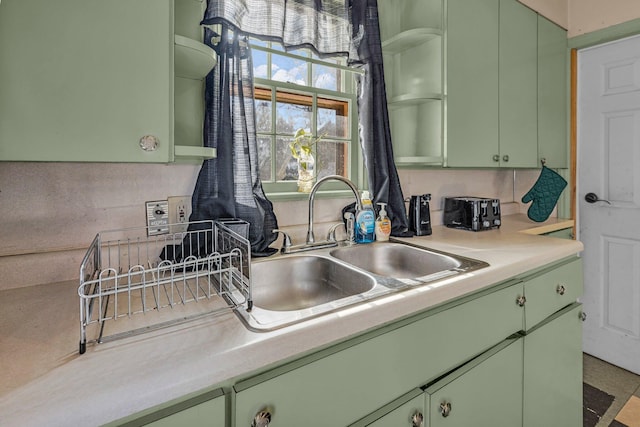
[445,0,499,167]
[0,0,173,162]
[498,0,538,168]
[523,303,583,427]
[538,16,568,169]
[426,337,524,427]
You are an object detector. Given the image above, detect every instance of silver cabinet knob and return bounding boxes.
[139,135,159,151]
[502,154,509,162]
[516,295,527,307]
[579,311,587,322]
[412,411,424,427]
[493,154,500,162]
[556,284,566,295]
[440,402,452,417]
[251,410,271,427]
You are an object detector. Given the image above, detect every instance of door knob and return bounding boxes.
[585,193,611,204]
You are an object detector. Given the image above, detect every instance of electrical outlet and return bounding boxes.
[168,196,191,233]
[146,200,169,236]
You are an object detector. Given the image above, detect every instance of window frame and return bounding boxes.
[250,42,364,200]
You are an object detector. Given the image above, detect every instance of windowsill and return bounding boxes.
[265,188,360,202]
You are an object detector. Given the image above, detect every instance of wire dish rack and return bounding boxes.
[78,220,251,354]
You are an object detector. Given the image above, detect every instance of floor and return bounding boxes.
[583,353,640,427]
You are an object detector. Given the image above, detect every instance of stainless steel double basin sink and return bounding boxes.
[234,241,489,331]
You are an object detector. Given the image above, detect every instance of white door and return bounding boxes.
[578,35,640,375]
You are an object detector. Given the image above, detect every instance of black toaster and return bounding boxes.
[443,197,501,231]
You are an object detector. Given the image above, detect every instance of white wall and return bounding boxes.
[518,0,568,29]
[519,0,640,38]
[568,0,640,37]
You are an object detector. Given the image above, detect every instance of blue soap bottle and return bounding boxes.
[355,191,375,243]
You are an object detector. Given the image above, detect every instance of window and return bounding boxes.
[251,40,361,197]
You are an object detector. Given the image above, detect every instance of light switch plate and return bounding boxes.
[168,196,191,233]
[146,200,169,236]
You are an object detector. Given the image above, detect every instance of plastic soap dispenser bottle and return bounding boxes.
[375,203,392,242]
[355,191,375,243]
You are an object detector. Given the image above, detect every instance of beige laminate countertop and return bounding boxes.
[0,214,581,427]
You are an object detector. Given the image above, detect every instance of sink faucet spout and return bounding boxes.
[307,175,363,244]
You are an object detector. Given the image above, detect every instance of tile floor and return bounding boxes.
[583,353,640,427]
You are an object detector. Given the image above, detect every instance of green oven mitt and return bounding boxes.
[521,166,567,222]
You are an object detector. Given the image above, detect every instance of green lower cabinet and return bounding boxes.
[234,283,523,426]
[426,337,523,427]
[523,303,583,427]
[359,337,523,427]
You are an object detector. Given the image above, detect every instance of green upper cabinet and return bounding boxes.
[380,0,568,169]
[498,0,538,168]
[538,15,568,169]
[445,0,499,168]
[0,0,216,163]
[447,0,538,168]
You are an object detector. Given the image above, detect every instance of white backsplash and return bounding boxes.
[0,163,546,290]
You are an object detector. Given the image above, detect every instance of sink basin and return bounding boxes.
[232,243,487,331]
[330,242,467,280]
[250,256,376,311]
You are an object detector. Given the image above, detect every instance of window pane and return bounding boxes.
[317,139,348,179]
[276,136,298,181]
[275,98,311,135]
[272,54,308,85]
[318,103,348,138]
[257,136,272,182]
[313,63,339,90]
[253,49,268,79]
[255,98,272,133]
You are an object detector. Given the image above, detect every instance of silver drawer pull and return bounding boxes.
[579,311,587,322]
[440,402,452,417]
[516,295,527,307]
[556,284,566,295]
[412,411,424,426]
[252,410,271,427]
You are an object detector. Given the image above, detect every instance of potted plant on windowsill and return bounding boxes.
[290,128,324,193]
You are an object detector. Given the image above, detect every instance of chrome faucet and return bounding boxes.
[273,175,362,254]
[307,175,362,244]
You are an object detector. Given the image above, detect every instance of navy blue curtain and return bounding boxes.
[349,0,410,236]
[193,0,411,252]
[189,26,278,256]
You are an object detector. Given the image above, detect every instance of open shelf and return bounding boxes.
[382,28,442,54]
[174,145,217,159]
[174,35,217,80]
[389,92,442,106]
[395,156,443,165]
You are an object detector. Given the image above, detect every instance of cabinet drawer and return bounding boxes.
[523,258,583,330]
[234,283,524,426]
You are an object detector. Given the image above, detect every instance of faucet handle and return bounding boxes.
[326,222,346,242]
[272,229,293,253]
[343,212,355,243]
